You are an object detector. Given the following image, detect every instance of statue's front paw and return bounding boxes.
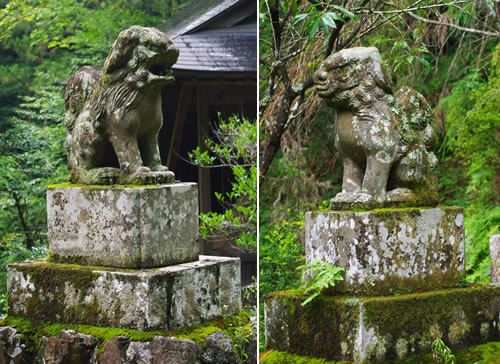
[124,167,174,185]
[150,164,169,172]
[330,191,376,210]
[331,191,373,203]
[151,170,175,184]
[386,188,415,202]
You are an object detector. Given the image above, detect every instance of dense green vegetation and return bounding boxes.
[0,0,194,315]
[190,114,257,249]
[259,0,499,351]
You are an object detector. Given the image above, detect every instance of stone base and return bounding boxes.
[265,286,500,363]
[7,256,240,331]
[305,207,465,295]
[47,183,199,268]
[0,311,257,364]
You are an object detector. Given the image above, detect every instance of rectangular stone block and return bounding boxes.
[305,207,465,295]
[47,183,199,268]
[265,286,500,362]
[7,256,241,331]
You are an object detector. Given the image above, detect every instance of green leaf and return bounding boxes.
[308,18,321,40]
[332,5,356,20]
[321,13,338,29]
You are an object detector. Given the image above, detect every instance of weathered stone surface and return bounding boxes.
[149,336,202,363]
[98,336,130,364]
[490,234,500,284]
[265,286,500,363]
[0,326,31,363]
[47,183,198,268]
[64,26,178,185]
[41,330,100,364]
[125,337,203,364]
[245,316,258,364]
[7,256,241,330]
[201,331,240,364]
[313,47,438,209]
[305,207,465,295]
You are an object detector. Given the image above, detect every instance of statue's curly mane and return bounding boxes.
[63,26,178,185]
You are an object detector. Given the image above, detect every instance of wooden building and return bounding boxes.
[159,0,257,214]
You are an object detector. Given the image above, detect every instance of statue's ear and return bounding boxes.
[103,28,140,75]
[366,47,393,94]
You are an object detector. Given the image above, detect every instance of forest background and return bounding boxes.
[259,0,499,349]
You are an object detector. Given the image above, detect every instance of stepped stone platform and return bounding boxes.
[47,183,199,268]
[305,207,465,295]
[7,256,240,331]
[265,286,500,363]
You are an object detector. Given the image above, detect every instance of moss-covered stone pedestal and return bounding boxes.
[47,183,199,268]
[8,182,242,335]
[305,207,465,295]
[265,286,500,363]
[7,256,240,331]
[0,311,256,364]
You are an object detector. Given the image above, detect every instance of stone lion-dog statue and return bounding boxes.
[64,26,179,185]
[313,47,439,209]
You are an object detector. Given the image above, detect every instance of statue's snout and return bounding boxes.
[313,66,328,84]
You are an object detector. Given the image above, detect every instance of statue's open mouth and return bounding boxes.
[147,63,175,84]
[316,83,332,97]
[150,64,171,77]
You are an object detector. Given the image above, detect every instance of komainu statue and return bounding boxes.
[313,47,439,208]
[64,26,179,185]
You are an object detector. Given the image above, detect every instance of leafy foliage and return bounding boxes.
[190,115,257,249]
[438,47,500,282]
[297,259,344,306]
[432,337,456,364]
[258,213,305,351]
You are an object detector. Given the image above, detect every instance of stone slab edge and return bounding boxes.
[7,256,241,331]
[265,285,500,362]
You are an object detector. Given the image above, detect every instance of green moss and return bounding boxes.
[260,350,349,363]
[266,286,500,361]
[8,259,139,325]
[48,182,161,189]
[362,286,500,349]
[0,311,253,359]
[312,206,462,215]
[47,252,90,265]
[261,343,500,364]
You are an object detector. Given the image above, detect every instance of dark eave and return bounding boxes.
[160,0,241,39]
[172,25,256,73]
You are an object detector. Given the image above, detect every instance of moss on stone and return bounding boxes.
[260,350,347,363]
[47,252,90,265]
[265,286,500,361]
[362,286,500,345]
[312,206,462,215]
[0,310,253,359]
[48,182,161,189]
[8,259,142,326]
[261,342,500,364]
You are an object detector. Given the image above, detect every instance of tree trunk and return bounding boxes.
[12,192,34,250]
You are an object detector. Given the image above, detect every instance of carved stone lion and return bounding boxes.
[313,47,439,208]
[64,26,179,184]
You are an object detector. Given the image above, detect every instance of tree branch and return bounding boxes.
[407,11,499,37]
